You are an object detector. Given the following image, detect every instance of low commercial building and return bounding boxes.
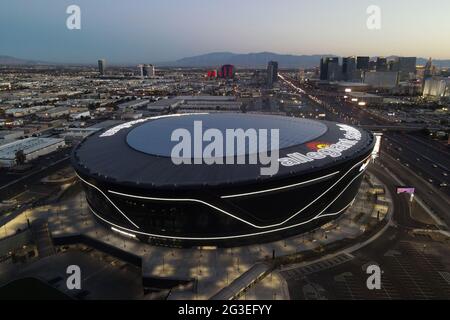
[0,82,11,90]
[0,130,24,141]
[0,119,24,127]
[5,105,54,117]
[176,95,242,113]
[59,128,100,140]
[117,99,149,110]
[70,110,91,120]
[0,137,65,167]
[36,106,71,119]
[363,71,399,89]
[121,112,143,120]
[147,96,242,113]
[147,98,182,112]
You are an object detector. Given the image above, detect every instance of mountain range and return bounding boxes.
[161,52,333,69]
[2,52,450,69]
[162,52,450,69]
[0,55,48,65]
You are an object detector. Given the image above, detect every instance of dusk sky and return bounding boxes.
[1,0,449,64]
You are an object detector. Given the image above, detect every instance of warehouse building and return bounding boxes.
[0,137,65,167]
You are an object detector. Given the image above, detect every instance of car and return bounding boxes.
[432,164,438,168]
[440,183,448,187]
[443,172,448,177]
[428,179,433,183]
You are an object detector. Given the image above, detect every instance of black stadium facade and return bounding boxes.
[72,113,375,247]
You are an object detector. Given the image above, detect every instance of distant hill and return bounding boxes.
[0,55,48,65]
[385,56,450,68]
[161,52,450,69]
[2,52,450,69]
[416,58,450,68]
[162,52,335,69]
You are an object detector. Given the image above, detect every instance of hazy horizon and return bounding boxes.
[1,0,450,64]
[3,51,450,68]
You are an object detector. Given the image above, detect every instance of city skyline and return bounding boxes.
[3,51,450,68]
[1,0,450,64]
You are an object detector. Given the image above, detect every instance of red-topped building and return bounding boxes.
[218,64,234,79]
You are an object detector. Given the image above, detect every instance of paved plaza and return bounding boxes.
[0,174,391,299]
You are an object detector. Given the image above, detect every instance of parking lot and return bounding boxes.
[281,230,450,300]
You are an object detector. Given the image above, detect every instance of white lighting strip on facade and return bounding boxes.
[106,155,371,229]
[220,171,340,198]
[111,227,136,238]
[75,173,140,229]
[83,162,367,240]
[100,112,209,137]
[359,157,371,172]
[88,189,357,241]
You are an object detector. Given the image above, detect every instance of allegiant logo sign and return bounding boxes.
[306,141,330,151]
[278,124,362,167]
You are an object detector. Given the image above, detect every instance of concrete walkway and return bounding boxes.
[0,174,390,299]
[210,262,271,300]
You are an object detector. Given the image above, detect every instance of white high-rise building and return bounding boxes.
[423,76,450,98]
[138,64,155,78]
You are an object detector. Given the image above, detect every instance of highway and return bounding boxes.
[384,133,450,190]
[297,83,450,191]
[279,73,450,227]
[377,150,450,227]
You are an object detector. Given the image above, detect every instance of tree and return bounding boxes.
[15,150,26,165]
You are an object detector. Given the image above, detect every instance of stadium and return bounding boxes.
[72,113,375,247]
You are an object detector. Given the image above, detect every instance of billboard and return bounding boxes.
[396,186,415,202]
[396,187,415,194]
